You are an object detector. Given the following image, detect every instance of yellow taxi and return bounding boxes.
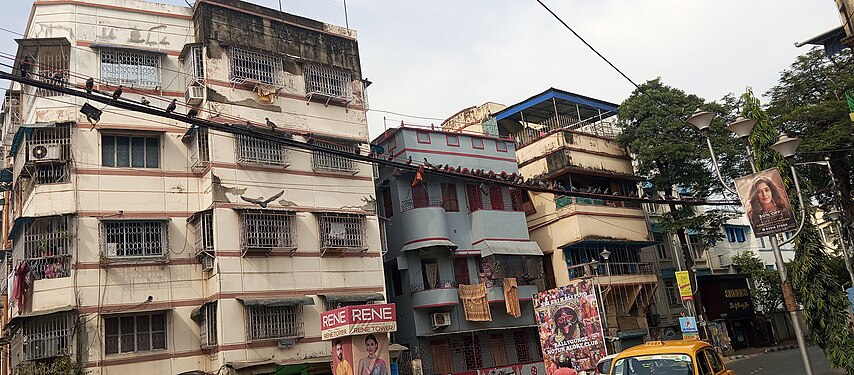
[608,340,735,375]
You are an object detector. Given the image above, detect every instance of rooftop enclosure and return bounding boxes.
[493,88,620,147]
[195,0,361,76]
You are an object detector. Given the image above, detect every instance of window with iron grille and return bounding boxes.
[318,213,367,250]
[441,183,459,212]
[182,45,204,84]
[104,312,167,354]
[654,233,669,259]
[33,163,69,184]
[22,312,73,361]
[27,124,71,163]
[229,47,283,86]
[189,127,210,168]
[16,215,73,280]
[303,63,351,100]
[240,211,296,251]
[247,305,303,340]
[102,220,168,258]
[236,134,289,166]
[193,212,214,255]
[27,45,70,98]
[199,302,217,348]
[311,139,358,173]
[102,134,160,168]
[664,279,680,306]
[100,48,160,89]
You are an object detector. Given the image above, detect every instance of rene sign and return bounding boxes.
[321,303,397,340]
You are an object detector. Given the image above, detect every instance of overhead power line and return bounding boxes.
[0,69,739,206]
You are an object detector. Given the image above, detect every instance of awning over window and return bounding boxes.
[322,293,384,305]
[6,305,74,328]
[237,297,314,307]
[400,238,457,252]
[475,240,543,257]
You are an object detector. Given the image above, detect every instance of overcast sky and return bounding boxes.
[1,1,840,139]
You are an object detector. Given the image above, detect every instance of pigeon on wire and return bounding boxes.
[140,97,150,106]
[265,118,277,130]
[85,78,94,95]
[111,85,123,101]
[19,56,32,77]
[240,190,284,208]
[165,99,177,114]
[187,108,199,119]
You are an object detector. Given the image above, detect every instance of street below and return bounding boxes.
[728,345,844,375]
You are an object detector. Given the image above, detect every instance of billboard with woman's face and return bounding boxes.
[735,168,797,237]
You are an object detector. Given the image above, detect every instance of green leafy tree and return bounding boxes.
[617,78,742,266]
[17,354,82,375]
[731,251,782,314]
[740,88,854,373]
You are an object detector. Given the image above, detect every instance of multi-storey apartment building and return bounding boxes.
[490,88,658,351]
[0,0,382,374]
[373,124,545,375]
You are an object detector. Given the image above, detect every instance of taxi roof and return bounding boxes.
[615,340,711,359]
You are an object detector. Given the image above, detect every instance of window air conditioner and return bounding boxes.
[200,254,214,272]
[185,85,205,106]
[431,312,451,329]
[29,144,60,161]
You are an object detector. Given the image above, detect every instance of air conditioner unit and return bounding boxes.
[29,144,60,161]
[185,85,205,106]
[199,254,214,272]
[431,312,451,329]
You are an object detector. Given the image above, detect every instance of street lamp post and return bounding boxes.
[827,210,854,286]
[590,259,609,355]
[687,111,815,375]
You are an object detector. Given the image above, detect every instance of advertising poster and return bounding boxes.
[332,337,355,375]
[679,317,698,333]
[533,279,606,374]
[351,333,391,375]
[675,271,693,301]
[735,168,797,237]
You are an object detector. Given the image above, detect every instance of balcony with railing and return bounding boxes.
[400,196,444,212]
[12,216,73,281]
[555,195,642,210]
[411,279,460,309]
[566,261,657,285]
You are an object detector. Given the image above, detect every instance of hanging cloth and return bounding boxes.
[13,262,30,313]
[459,283,491,322]
[504,278,521,318]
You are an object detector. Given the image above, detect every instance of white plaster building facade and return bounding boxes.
[0,0,382,374]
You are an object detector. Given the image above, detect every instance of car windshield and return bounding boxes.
[612,354,694,375]
[597,358,613,374]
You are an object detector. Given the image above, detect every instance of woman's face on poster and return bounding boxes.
[756,182,774,207]
[366,338,378,355]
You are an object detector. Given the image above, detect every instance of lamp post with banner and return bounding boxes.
[687,111,814,375]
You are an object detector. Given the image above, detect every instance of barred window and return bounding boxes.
[311,139,358,174]
[247,305,303,340]
[193,212,214,254]
[100,48,160,89]
[229,47,283,86]
[199,302,217,348]
[22,312,72,361]
[102,220,168,258]
[18,216,72,280]
[182,45,205,84]
[236,134,289,166]
[102,134,160,168]
[240,211,296,254]
[318,213,367,251]
[104,312,167,354]
[303,63,351,100]
[188,127,210,168]
[29,44,70,98]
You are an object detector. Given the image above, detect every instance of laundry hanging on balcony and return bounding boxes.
[504,278,521,318]
[459,283,491,322]
[13,261,31,314]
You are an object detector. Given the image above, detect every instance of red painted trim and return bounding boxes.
[35,0,193,20]
[413,301,459,309]
[74,258,196,270]
[446,134,460,147]
[214,250,380,258]
[402,237,452,246]
[496,140,508,152]
[76,211,193,218]
[205,79,367,112]
[75,123,186,134]
[395,148,517,163]
[416,131,431,144]
[94,84,184,98]
[76,40,181,56]
[470,238,532,246]
[471,138,485,149]
[73,167,197,178]
[528,210,646,231]
[209,162,374,181]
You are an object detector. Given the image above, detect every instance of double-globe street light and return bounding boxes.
[687,111,814,375]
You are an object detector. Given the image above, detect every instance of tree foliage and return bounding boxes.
[17,354,82,375]
[731,251,782,314]
[741,88,854,373]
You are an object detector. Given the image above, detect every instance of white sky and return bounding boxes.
[1,0,840,139]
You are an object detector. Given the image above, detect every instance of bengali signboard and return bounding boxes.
[735,168,797,237]
[533,279,606,374]
[675,271,693,301]
[321,303,397,341]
